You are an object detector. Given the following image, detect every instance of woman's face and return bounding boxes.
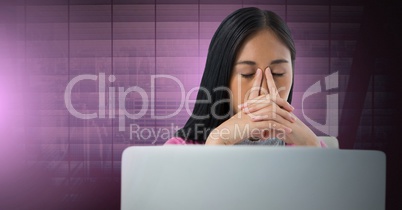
[229,29,293,114]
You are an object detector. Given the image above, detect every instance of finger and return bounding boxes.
[255,120,292,134]
[264,67,294,111]
[272,95,294,112]
[242,94,272,113]
[243,96,294,113]
[249,126,286,140]
[264,66,278,97]
[242,94,294,113]
[241,95,294,113]
[247,68,262,100]
[248,104,296,123]
[241,94,267,110]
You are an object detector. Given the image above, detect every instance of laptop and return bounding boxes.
[121,146,386,210]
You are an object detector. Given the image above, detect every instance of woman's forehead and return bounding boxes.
[236,29,291,63]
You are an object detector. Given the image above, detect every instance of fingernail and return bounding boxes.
[290,105,295,110]
[290,115,296,122]
[237,104,242,109]
[252,116,260,120]
[256,69,261,75]
[285,127,292,133]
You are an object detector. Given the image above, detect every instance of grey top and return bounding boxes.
[235,138,285,146]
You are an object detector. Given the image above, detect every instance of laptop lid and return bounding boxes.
[121,146,385,210]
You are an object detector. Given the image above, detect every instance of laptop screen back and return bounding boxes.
[121,146,385,210]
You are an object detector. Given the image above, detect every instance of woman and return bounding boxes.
[165,7,326,147]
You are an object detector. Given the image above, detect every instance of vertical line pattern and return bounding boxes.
[329,0,332,135]
[67,0,71,186]
[111,0,114,180]
[371,71,374,143]
[24,0,27,165]
[285,0,287,22]
[329,0,331,75]
[154,1,157,145]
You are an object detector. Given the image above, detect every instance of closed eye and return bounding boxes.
[241,73,284,78]
[272,73,285,77]
[241,73,255,79]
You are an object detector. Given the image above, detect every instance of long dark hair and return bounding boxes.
[175,7,296,143]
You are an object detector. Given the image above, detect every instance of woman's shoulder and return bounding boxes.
[164,137,202,145]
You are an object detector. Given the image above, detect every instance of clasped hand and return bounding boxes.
[206,67,320,146]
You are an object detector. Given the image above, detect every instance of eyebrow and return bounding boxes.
[235,59,289,66]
